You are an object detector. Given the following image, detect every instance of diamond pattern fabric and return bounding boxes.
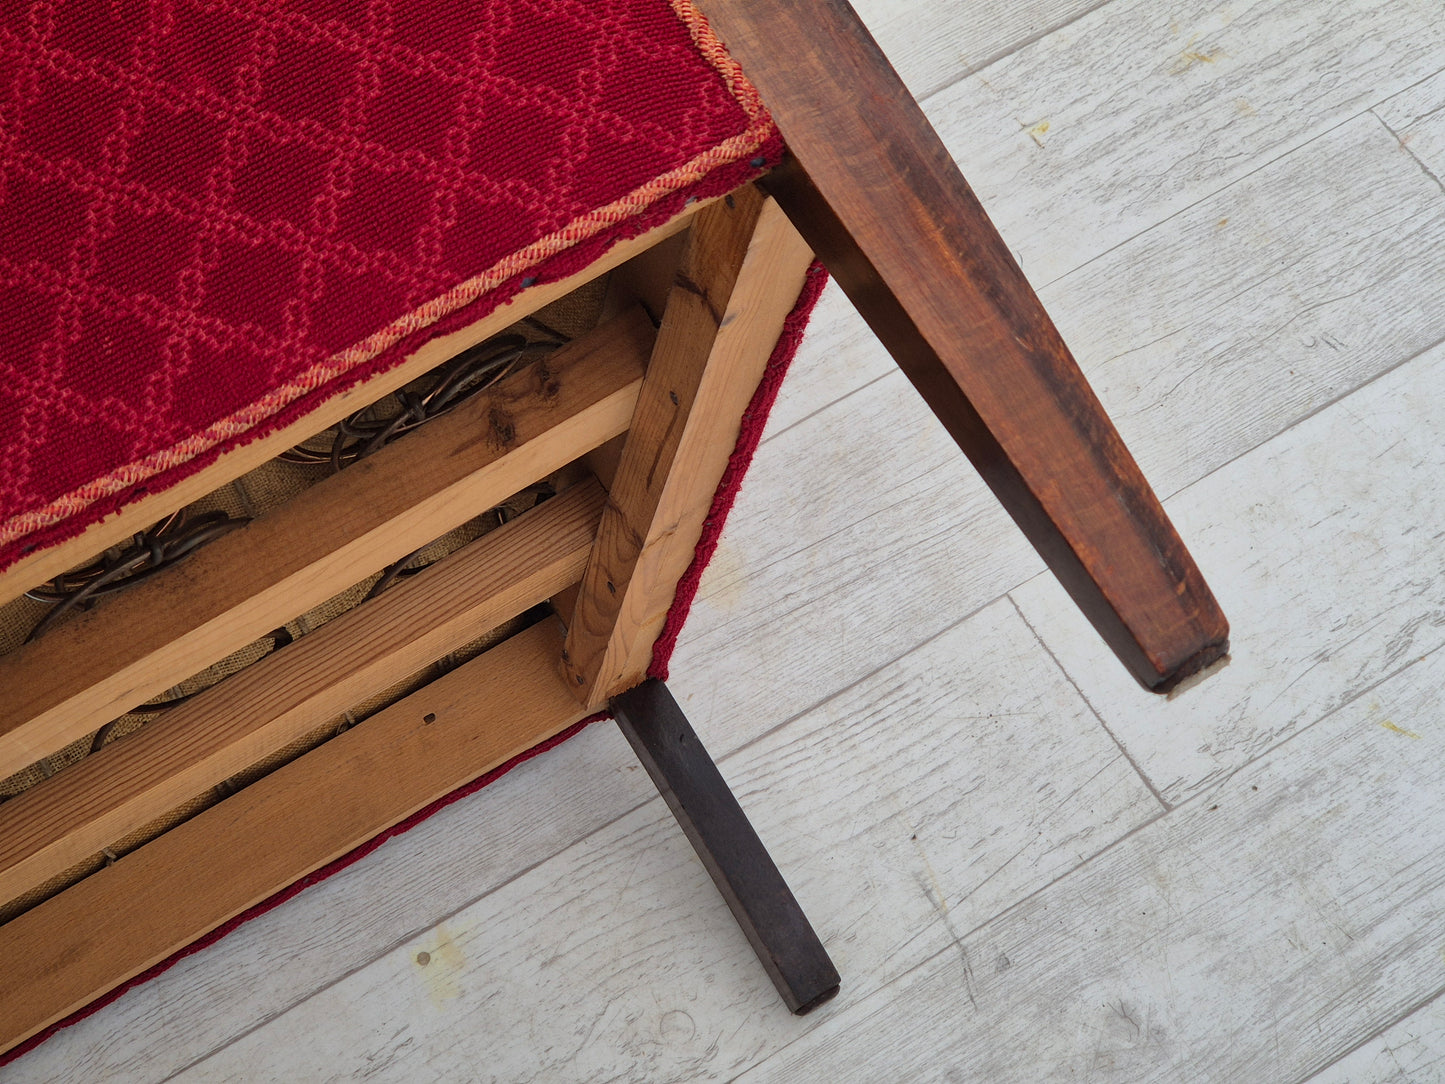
[0,0,778,572]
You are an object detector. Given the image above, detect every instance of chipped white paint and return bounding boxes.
[1012,339,1445,804]
[739,643,1445,1082]
[1376,68,1445,187]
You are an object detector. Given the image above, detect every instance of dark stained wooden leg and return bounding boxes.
[610,679,840,1015]
[696,0,1229,692]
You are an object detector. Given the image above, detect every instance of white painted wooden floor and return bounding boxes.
[11,0,1445,1080]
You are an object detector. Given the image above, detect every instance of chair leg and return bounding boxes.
[696,0,1229,692]
[610,679,840,1015]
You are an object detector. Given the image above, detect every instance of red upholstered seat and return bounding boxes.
[0,0,779,573]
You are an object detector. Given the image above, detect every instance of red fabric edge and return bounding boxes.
[0,258,830,1069]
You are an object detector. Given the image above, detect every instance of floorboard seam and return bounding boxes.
[915,0,1115,104]
[1371,107,1445,198]
[1038,105,1376,293]
[1006,592,1171,811]
[726,624,1445,1083]
[1169,641,1445,813]
[732,799,1178,1080]
[758,366,894,447]
[952,641,1445,947]
[1162,328,1445,503]
[725,940,963,1084]
[1293,983,1445,1084]
[955,803,1171,945]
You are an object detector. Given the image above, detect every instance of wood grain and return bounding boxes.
[739,641,1445,1083]
[0,208,700,609]
[1377,67,1445,183]
[1012,337,1445,804]
[1036,113,1445,499]
[698,0,1227,691]
[918,0,1445,287]
[0,479,605,907]
[0,619,591,1058]
[562,190,813,706]
[850,0,1104,100]
[1308,995,1445,1084]
[1,723,655,1083]
[0,309,650,779]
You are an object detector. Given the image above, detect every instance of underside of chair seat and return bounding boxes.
[0,0,780,572]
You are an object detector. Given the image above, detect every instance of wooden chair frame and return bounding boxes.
[0,0,1227,1055]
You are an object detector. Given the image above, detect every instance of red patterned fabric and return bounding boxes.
[0,0,780,572]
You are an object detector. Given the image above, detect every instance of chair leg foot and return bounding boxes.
[610,679,840,1015]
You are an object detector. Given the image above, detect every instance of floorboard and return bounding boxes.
[737,639,1445,1082]
[1376,68,1445,185]
[1308,994,1445,1084]
[851,0,1105,100]
[1013,339,1445,804]
[922,0,1445,286]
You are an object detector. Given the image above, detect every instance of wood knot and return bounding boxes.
[536,362,561,400]
[488,406,517,446]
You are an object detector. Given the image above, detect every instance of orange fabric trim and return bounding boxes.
[668,0,770,126]
[0,8,776,551]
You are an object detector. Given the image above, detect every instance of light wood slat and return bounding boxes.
[0,205,704,609]
[0,479,606,906]
[755,4,1445,461]
[0,308,652,779]
[562,190,813,707]
[0,618,590,1058]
